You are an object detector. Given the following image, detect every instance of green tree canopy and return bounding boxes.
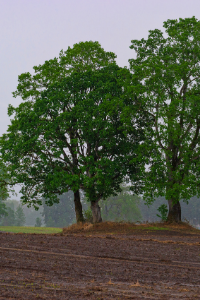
[0,41,145,223]
[129,16,200,222]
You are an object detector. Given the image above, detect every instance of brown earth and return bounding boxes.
[1,222,200,299]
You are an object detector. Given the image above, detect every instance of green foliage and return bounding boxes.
[35,217,42,227]
[129,17,200,220]
[138,196,166,222]
[0,200,18,225]
[83,208,93,223]
[144,227,168,231]
[156,204,168,221]
[1,41,118,208]
[0,161,10,200]
[0,40,145,224]
[0,161,12,218]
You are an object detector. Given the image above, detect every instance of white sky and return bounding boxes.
[1,0,200,198]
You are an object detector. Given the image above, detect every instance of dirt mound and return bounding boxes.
[62,221,198,235]
[62,221,137,234]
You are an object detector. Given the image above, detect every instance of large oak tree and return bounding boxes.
[0,41,145,223]
[129,17,200,222]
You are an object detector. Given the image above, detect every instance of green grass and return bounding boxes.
[0,226,62,234]
[144,226,168,231]
[133,226,168,231]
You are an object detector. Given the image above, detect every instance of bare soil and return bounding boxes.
[1,222,200,299]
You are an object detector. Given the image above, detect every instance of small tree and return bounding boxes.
[129,17,200,222]
[35,217,42,227]
[15,205,26,226]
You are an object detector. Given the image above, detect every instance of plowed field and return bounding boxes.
[1,223,200,299]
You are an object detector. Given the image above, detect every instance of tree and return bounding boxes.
[0,41,145,223]
[0,207,15,226]
[15,205,26,226]
[35,217,42,227]
[0,41,116,223]
[129,17,200,222]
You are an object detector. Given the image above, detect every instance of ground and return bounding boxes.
[1,222,200,299]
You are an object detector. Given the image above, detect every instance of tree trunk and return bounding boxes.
[91,201,102,223]
[167,199,181,223]
[74,190,85,223]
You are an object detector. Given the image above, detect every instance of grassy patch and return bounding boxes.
[145,226,168,231]
[130,226,168,231]
[0,226,62,234]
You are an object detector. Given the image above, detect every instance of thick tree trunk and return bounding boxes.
[74,190,85,223]
[91,201,102,223]
[167,199,181,223]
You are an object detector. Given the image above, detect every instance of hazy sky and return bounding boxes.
[1,0,200,198]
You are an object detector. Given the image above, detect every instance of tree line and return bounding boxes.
[1,17,200,223]
[1,189,200,227]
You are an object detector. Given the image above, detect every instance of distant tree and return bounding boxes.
[99,186,142,222]
[138,197,166,223]
[15,205,26,226]
[4,199,19,211]
[22,204,44,226]
[35,217,42,227]
[0,207,15,226]
[181,197,200,225]
[42,191,76,227]
[0,198,7,219]
[129,17,200,222]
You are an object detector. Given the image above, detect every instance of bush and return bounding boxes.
[83,208,93,223]
[156,204,168,221]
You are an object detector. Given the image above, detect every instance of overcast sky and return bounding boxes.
[1,0,200,198]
